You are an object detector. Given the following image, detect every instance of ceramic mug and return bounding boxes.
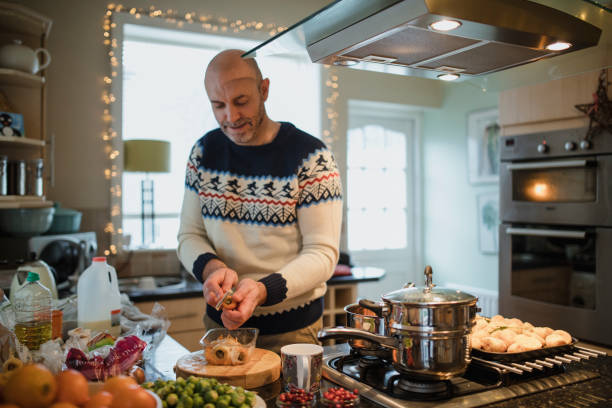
[280,343,323,393]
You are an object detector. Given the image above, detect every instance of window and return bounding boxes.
[116,22,320,249]
[347,100,422,287]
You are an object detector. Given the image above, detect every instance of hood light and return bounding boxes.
[437,73,460,81]
[429,19,462,32]
[333,59,358,66]
[546,41,572,51]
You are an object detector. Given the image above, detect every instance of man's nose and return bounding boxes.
[226,105,240,123]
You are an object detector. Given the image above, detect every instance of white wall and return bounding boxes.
[422,83,499,291]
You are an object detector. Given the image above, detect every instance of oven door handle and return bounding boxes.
[505,227,587,239]
[507,159,591,170]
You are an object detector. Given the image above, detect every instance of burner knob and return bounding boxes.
[579,140,591,150]
[537,143,549,153]
[564,141,576,151]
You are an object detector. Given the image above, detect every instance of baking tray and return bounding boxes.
[471,337,578,362]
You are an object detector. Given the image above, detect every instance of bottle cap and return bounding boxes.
[26,272,40,282]
[92,257,107,262]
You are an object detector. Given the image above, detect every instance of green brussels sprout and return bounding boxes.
[204,390,219,403]
[166,393,179,407]
[230,393,245,406]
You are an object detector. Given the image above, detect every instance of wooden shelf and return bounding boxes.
[0,195,52,209]
[0,68,44,88]
[0,135,44,147]
[0,2,52,38]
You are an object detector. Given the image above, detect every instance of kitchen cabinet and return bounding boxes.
[135,297,206,352]
[0,2,52,208]
[499,68,611,136]
[322,283,357,345]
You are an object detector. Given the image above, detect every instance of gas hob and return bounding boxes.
[321,345,607,408]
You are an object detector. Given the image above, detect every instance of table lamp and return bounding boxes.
[123,139,171,246]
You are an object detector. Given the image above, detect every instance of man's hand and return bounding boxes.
[202,266,238,309]
[220,279,267,329]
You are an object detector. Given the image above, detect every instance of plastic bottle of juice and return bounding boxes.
[77,257,122,337]
[13,272,52,350]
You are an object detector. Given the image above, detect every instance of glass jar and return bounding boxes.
[320,387,360,408]
[275,388,317,408]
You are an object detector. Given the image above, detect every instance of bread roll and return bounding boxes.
[492,328,517,347]
[481,336,507,352]
[507,335,541,352]
[532,327,553,339]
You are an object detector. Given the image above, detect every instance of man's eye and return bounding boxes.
[236,98,248,106]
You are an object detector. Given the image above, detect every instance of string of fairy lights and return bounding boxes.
[101,3,340,256]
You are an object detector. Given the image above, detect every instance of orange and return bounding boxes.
[110,386,154,408]
[0,404,21,408]
[4,364,57,408]
[101,376,138,397]
[85,392,113,408]
[55,369,90,406]
[125,389,155,408]
[49,403,79,408]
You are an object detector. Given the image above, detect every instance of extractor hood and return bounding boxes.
[243,0,602,81]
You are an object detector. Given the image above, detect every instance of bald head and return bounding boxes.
[205,49,263,89]
[203,49,277,146]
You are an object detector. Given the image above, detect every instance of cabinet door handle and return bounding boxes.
[47,132,55,187]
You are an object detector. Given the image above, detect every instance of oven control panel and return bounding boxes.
[500,127,612,161]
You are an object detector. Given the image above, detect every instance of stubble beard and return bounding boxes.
[222,102,266,145]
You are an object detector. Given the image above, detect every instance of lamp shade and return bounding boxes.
[123,139,171,173]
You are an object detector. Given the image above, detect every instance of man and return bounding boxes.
[177,49,343,353]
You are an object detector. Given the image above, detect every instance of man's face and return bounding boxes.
[206,76,268,146]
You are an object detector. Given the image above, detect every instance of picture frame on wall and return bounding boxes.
[477,191,499,254]
[467,108,500,184]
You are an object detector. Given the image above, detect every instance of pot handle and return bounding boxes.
[317,327,396,349]
[358,298,387,318]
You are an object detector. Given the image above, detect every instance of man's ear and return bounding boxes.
[260,78,270,101]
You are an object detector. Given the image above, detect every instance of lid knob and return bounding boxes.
[424,265,434,293]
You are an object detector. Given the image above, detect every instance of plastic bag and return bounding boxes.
[37,340,63,374]
[120,294,170,349]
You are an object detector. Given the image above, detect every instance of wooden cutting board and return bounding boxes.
[174,348,280,389]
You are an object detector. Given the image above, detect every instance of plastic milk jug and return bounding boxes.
[77,257,121,336]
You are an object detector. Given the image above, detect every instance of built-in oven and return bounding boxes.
[499,224,612,345]
[500,127,612,226]
[499,127,612,346]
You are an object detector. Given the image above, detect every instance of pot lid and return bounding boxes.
[382,266,477,305]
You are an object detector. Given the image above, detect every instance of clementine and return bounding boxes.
[85,391,113,408]
[110,386,154,408]
[55,369,90,406]
[102,376,138,397]
[4,364,57,408]
[49,403,79,408]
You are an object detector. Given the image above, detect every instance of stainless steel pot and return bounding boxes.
[344,303,390,359]
[319,266,478,380]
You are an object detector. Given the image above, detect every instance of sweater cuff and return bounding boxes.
[258,273,288,306]
[192,253,220,283]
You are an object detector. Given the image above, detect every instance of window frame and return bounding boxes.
[109,13,307,253]
[345,99,423,282]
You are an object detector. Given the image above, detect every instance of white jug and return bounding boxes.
[77,257,121,337]
[10,260,58,303]
[0,40,51,74]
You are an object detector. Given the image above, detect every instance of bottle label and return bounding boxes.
[111,309,121,328]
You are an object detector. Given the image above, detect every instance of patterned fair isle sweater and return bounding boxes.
[177,122,343,335]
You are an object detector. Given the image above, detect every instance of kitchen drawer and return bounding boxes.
[135,297,206,334]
